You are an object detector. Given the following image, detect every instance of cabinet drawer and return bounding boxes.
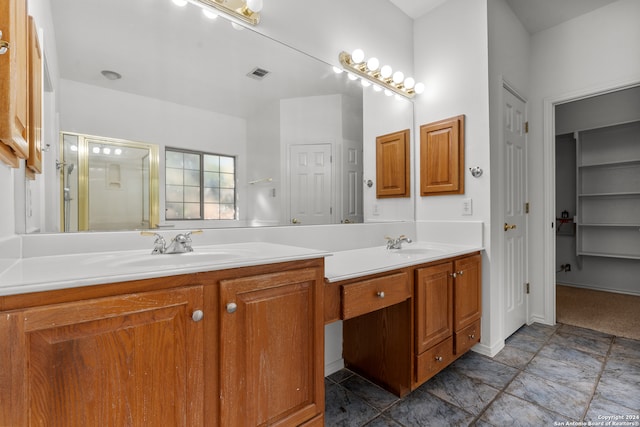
[455,319,480,354]
[341,272,410,320]
[415,336,454,383]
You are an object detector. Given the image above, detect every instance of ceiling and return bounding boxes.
[388,0,618,33]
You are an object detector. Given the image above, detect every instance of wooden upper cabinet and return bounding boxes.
[376,129,410,198]
[0,0,29,167]
[420,115,465,196]
[27,16,42,176]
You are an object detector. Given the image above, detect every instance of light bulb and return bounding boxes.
[360,79,371,87]
[380,65,392,79]
[392,71,404,84]
[70,145,78,152]
[172,0,187,6]
[384,89,393,97]
[366,57,379,72]
[332,66,343,74]
[372,85,382,92]
[414,82,425,94]
[347,73,358,81]
[246,0,263,12]
[92,146,100,154]
[404,77,415,89]
[115,148,122,155]
[202,8,218,19]
[351,49,365,64]
[231,22,245,30]
[103,147,111,155]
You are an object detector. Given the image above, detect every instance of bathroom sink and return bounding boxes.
[390,245,448,259]
[111,251,246,268]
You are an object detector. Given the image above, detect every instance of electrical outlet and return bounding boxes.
[372,204,380,216]
[565,264,571,272]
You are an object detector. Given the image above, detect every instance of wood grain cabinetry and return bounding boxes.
[376,129,411,198]
[337,252,481,397]
[27,16,42,175]
[0,0,29,167]
[420,115,465,196]
[219,267,324,426]
[0,258,325,427]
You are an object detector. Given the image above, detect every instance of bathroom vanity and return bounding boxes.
[0,239,482,425]
[324,244,482,397]
[0,244,326,427]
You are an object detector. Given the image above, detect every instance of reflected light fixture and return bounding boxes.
[189,0,263,25]
[338,49,425,99]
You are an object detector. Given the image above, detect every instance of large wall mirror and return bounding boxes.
[26,0,414,233]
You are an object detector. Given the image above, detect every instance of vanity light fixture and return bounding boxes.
[189,0,263,26]
[338,49,425,99]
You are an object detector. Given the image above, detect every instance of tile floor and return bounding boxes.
[325,323,640,426]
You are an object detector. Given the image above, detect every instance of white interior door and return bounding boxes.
[342,140,363,224]
[503,85,529,337]
[289,144,333,225]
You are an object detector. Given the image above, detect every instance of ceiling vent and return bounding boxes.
[246,67,270,80]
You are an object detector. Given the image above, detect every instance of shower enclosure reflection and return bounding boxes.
[60,133,159,232]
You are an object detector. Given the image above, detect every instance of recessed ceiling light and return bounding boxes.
[101,70,122,81]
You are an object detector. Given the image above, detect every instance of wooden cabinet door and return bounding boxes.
[376,129,410,198]
[1,286,204,427]
[453,254,482,331]
[420,115,465,196]
[415,262,453,354]
[219,267,324,427]
[0,0,29,167]
[27,16,42,175]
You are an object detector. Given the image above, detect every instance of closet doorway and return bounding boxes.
[553,85,640,338]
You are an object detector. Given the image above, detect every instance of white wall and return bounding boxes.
[528,0,640,322]
[413,0,497,353]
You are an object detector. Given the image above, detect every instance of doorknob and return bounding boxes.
[0,31,9,55]
[504,223,517,231]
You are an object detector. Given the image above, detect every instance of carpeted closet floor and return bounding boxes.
[556,284,640,341]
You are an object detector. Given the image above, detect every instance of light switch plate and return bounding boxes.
[462,198,472,215]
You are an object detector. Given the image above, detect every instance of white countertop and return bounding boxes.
[0,242,328,297]
[325,241,482,282]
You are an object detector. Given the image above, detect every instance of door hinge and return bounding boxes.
[525,283,530,294]
[525,202,529,213]
[525,121,529,133]
[330,207,332,214]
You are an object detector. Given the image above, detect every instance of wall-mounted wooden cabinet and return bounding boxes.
[376,129,410,198]
[0,0,29,167]
[420,115,465,196]
[26,16,42,176]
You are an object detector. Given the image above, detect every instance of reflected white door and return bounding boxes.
[342,140,363,224]
[503,85,529,337]
[289,144,332,225]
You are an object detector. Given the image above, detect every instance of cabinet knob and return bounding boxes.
[449,272,457,278]
[469,334,475,339]
[457,270,464,276]
[192,310,204,322]
[376,291,385,298]
[226,303,238,314]
[0,31,9,55]
[434,356,443,362]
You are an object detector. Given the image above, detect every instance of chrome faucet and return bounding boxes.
[141,230,202,254]
[385,235,412,250]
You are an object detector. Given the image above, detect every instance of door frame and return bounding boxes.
[541,78,640,325]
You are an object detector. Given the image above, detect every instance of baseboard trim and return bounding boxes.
[557,282,640,297]
[324,358,345,377]
[472,340,504,358]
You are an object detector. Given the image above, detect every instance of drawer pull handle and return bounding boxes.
[191,310,204,322]
[469,334,475,339]
[226,303,238,314]
[376,291,385,298]
[435,356,443,362]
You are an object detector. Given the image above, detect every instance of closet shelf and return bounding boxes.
[579,223,640,228]
[578,158,640,168]
[578,191,640,198]
[578,251,640,260]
